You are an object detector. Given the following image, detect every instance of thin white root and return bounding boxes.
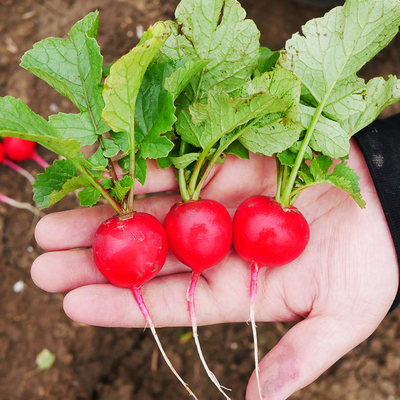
[250,300,263,400]
[149,325,199,400]
[188,273,232,400]
[131,286,198,400]
[0,193,42,216]
[250,262,263,400]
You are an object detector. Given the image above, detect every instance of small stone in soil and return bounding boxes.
[13,280,25,293]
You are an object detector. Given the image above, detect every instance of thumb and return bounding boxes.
[245,313,377,400]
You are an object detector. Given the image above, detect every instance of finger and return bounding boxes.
[35,194,180,251]
[31,249,106,292]
[115,159,177,195]
[63,275,230,328]
[245,313,378,400]
[63,260,256,328]
[202,153,276,206]
[62,252,301,328]
[31,249,191,293]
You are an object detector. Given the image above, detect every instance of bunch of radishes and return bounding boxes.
[0,138,48,216]
[1,0,400,398]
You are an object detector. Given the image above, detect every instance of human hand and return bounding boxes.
[31,143,398,400]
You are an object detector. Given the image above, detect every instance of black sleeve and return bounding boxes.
[354,114,400,312]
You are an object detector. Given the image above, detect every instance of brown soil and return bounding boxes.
[0,0,399,399]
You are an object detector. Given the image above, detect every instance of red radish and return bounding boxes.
[233,195,310,399]
[233,195,309,267]
[164,199,233,399]
[93,212,197,399]
[0,141,35,184]
[3,137,49,168]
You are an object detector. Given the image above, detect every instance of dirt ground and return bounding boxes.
[0,0,399,399]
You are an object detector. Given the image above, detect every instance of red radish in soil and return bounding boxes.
[233,195,310,399]
[93,212,198,399]
[3,137,49,168]
[164,199,233,400]
[0,141,35,184]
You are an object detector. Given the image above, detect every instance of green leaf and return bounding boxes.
[165,58,209,99]
[299,104,349,158]
[327,161,365,207]
[342,75,400,135]
[88,147,108,170]
[21,11,108,149]
[21,38,84,109]
[36,349,56,371]
[78,187,101,206]
[298,162,314,185]
[102,63,113,78]
[68,11,107,131]
[322,76,366,121]
[102,138,120,158]
[175,109,201,147]
[21,13,105,123]
[280,0,400,118]
[225,140,249,159]
[140,135,174,159]
[277,142,312,167]
[279,0,400,160]
[135,157,147,185]
[118,155,129,172]
[157,157,172,169]
[170,152,200,169]
[257,47,280,74]
[120,175,134,188]
[0,97,83,161]
[183,81,293,150]
[238,68,303,156]
[309,155,332,180]
[163,0,260,100]
[49,111,106,146]
[135,62,175,159]
[102,22,170,157]
[110,131,129,153]
[240,114,302,156]
[33,159,87,208]
[242,68,301,120]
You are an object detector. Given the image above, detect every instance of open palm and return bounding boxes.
[32,142,398,400]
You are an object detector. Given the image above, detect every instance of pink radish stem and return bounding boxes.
[130,286,198,400]
[0,193,41,216]
[187,273,232,400]
[32,152,49,169]
[3,159,35,184]
[250,262,263,400]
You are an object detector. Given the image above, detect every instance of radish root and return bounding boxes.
[0,193,42,216]
[3,159,35,184]
[250,262,263,400]
[32,152,49,169]
[131,286,198,400]
[187,272,232,400]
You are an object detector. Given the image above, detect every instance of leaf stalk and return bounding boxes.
[280,100,325,206]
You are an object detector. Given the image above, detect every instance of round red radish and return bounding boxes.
[93,212,168,288]
[164,199,232,274]
[233,195,310,267]
[0,142,4,163]
[3,137,36,162]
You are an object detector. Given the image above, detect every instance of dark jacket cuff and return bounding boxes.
[354,115,400,312]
